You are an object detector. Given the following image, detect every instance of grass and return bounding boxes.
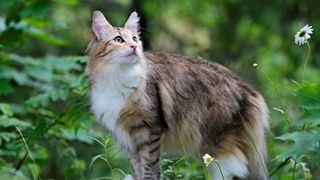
[15,126,40,180]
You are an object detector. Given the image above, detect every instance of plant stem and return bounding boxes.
[269,157,292,177]
[15,126,40,180]
[257,67,290,123]
[173,156,186,166]
[302,42,311,83]
[203,168,210,180]
[214,160,225,180]
[15,151,28,172]
[292,160,297,180]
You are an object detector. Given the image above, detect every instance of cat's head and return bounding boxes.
[87,11,143,64]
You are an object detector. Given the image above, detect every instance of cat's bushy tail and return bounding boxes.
[245,94,269,180]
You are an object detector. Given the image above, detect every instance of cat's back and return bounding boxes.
[145,51,219,68]
[144,51,247,90]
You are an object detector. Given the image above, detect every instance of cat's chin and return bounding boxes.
[130,55,142,64]
[126,52,137,57]
[112,55,141,65]
[126,52,143,64]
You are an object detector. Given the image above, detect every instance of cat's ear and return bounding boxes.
[92,11,112,41]
[124,11,140,33]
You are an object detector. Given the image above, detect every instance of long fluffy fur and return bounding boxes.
[87,11,268,180]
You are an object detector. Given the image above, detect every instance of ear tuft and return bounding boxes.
[92,11,112,41]
[125,11,140,33]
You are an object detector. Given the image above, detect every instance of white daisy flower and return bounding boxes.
[295,24,313,45]
[202,153,214,167]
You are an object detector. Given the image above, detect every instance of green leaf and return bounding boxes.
[0,168,29,180]
[0,115,31,128]
[26,89,69,108]
[24,17,53,28]
[25,26,68,45]
[8,53,40,66]
[0,132,18,142]
[0,28,24,47]
[298,109,320,127]
[0,79,14,95]
[55,0,79,6]
[59,129,95,144]
[89,154,104,171]
[37,108,54,117]
[0,158,7,167]
[276,131,320,158]
[296,82,320,110]
[72,159,85,171]
[0,0,20,9]
[0,66,30,85]
[50,89,68,101]
[19,1,52,19]
[25,65,53,82]
[26,93,50,108]
[43,55,82,71]
[89,136,106,148]
[0,103,14,116]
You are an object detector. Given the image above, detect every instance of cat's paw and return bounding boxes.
[123,175,134,180]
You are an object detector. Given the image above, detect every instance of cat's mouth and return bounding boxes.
[126,51,137,57]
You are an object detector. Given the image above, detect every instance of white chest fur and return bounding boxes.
[90,62,143,150]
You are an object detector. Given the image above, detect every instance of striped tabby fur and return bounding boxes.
[87,11,268,180]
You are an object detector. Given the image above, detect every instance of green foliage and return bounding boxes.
[271,81,320,179]
[88,135,129,179]
[277,82,320,158]
[297,83,320,110]
[161,156,205,180]
[0,0,319,179]
[277,131,320,158]
[0,0,101,179]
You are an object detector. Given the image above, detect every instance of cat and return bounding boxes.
[86,11,269,180]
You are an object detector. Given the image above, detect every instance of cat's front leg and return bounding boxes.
[138,134,162,180]
[126,151,142,179]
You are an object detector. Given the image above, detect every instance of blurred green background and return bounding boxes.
[0,0,319,179]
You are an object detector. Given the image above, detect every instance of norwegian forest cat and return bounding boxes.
[86,11,268,180]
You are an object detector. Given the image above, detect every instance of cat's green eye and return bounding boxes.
[132,36,137,42]
[114,36,124,43]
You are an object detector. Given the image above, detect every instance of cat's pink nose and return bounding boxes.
[130,45,137,51]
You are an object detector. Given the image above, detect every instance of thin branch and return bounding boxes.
[15,151,28,172]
